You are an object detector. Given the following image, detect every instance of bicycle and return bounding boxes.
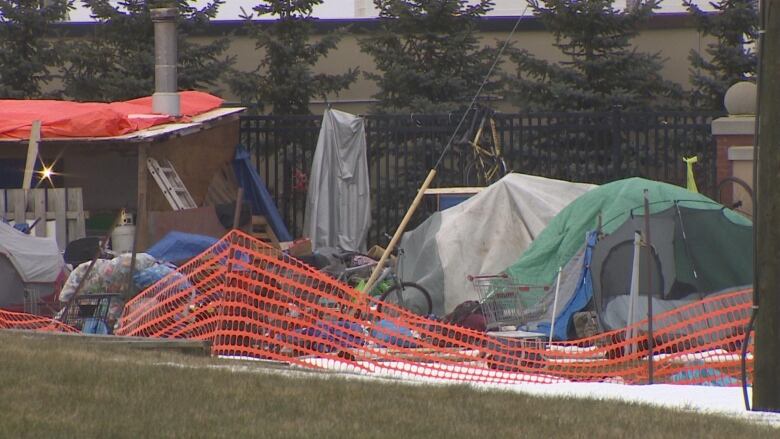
[458,106,508,186]
[327,245,433,317]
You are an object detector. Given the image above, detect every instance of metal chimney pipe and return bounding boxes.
[151,7,180,116]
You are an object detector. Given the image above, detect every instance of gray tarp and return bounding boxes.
[399,174,595,315]
[304,109,371,252]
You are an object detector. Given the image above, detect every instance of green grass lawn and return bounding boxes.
[0,332,774,439]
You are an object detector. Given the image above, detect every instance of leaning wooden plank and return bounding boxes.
[0,189,6,220]
[67,188,86,241]
[11,189,26,226]
[51,188,67,250]
[22,120,41,190]
[32,189,47,237]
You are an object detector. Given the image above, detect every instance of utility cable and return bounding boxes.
[433,6,528,171]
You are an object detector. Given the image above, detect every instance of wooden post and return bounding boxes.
[136,144,150,251]
[753,0,780,412]
[22,120,41,190]
[363,169,436,295]
[232,187,244,230]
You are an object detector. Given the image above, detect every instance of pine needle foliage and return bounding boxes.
[0,0,73,98]
[505,0,684,112]
[359,0,500,113]
[683,0,758,110]
[61,0,234,102]
[228,0,359,115]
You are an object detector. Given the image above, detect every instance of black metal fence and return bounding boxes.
[239,110,723,244]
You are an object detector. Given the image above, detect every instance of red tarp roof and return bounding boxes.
[0,91,224,140]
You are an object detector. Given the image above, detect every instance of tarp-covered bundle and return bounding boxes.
[146,231,218,266]
[399,174,595,315]
[504,177,752,340]
[304,109,371,252]
[0,221,64,311]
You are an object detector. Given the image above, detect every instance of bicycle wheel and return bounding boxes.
[492,157,508,182]
[464,160,484,186]
[377,282,433,317]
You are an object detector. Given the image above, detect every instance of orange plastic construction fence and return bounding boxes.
[0,309,78,333]
[116,231,754,386]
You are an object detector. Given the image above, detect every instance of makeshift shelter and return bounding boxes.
[304,109,371,252]
[0,92,244,250]
[503,177,752,340]
[0,221,65,312]
[399,173,595,315]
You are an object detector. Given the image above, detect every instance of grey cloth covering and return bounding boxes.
[399,174,595,315]
[304,109,371,252]
[0,221,63,283]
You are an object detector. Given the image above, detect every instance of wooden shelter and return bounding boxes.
[0,100,244,250]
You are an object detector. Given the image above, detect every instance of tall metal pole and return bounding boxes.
[643,190,654,384]
[753,0,780,412]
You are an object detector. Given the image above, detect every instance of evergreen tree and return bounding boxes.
[684,0,758,110]
[360,0,499,113]
[0,0,73,98]
[505,0,683,111]
[61,1,234,102]
[228,0,359,115]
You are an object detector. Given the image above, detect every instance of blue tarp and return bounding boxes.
[233,144,293,242]
[531,231,597,340]
[146,231,218,265]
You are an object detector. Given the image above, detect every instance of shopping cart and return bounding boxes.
[61,294,123,334]
[468,274,549,332]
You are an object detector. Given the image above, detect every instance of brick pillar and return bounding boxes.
[711,116,755,208]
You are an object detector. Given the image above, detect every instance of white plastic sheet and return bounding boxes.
[0,221,63,283]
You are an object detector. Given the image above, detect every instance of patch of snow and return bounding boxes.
[209,355,780,428]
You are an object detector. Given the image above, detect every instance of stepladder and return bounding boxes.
[147,158,197,210]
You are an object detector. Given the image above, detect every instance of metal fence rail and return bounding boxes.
[239,110,722,243]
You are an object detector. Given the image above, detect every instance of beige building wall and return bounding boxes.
[60,15,709,114]
[213,22,707,114]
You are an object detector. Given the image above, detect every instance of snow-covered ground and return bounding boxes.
[205,355,780,428]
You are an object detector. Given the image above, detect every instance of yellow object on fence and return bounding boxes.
[683,156,699,193]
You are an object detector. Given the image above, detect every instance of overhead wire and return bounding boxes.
[432,5,529,171]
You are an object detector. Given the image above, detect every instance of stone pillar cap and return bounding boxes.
[151,8,177,21]
[724,81,757,115]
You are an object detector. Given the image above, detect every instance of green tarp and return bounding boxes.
[504,177,751,286]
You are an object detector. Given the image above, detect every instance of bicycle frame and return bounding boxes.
[463,108,507,186]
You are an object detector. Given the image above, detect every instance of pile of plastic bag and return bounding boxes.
[59,253,175,304]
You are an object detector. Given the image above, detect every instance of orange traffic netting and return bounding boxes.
[116,231,753,386]
[0,309,78,333]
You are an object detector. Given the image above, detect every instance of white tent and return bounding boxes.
[0,221,64,310]
[399,174,595,315]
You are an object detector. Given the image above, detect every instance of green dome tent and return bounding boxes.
[502,177,752,339]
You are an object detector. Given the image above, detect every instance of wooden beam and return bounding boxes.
[0,329,212,356]
[754,0,780,412]
[22,120,41,190]
[136,144,150,250]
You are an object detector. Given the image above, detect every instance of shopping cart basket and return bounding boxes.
[468,274,549,331]
[61,294,123,334]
